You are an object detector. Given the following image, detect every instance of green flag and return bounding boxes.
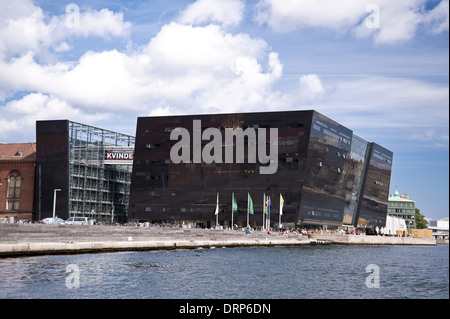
[264,194,270,214]
[248,193,254,215]
[232,193,238,213]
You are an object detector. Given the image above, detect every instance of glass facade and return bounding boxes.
[68,122,134,223]
[129,111,312,227]
[129,110,393,229]
[356,143,393,229]
[345,134,369,225]
[36,120,134,223]
[299,112,354,226]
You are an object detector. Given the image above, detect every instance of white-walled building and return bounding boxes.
[384,215,407,236]
[388,190,415,234]
[428,219,449,240]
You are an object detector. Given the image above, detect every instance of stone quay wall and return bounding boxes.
[0,224,437,258]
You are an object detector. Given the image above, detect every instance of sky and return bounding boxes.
[0,0,448,220]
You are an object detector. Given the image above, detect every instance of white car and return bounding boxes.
[65,217,91,225]
[41,217,65,224]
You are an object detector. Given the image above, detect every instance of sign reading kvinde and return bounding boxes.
[103,147,134,165]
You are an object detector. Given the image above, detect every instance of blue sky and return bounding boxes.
[0,0,448,220]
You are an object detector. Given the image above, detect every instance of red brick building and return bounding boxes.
[0,143,36,221]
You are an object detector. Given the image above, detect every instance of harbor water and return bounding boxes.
[0,245,448,299]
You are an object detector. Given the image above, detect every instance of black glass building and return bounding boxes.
[128,110,393,229]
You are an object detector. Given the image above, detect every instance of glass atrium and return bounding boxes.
[68,121,134,223]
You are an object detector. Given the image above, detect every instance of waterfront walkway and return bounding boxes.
[0,223,437,257]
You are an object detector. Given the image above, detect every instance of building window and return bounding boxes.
[6,170,21,211]
[374,180,384,186]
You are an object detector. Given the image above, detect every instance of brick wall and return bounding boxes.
[0,159,36,221]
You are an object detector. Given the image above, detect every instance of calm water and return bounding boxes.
[0,245,448,299]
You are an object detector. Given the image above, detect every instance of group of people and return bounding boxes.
[243,226,303,236]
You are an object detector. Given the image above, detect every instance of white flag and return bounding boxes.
[215,192,219,215]
[280,194,284,216]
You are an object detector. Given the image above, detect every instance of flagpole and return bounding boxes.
[247,193,249,228]
[215,192,219,229]
[268,196,271,231]
[279,194,282,231]
[262,193,265,231]
[279,194,284,232]
[231,192,234,231]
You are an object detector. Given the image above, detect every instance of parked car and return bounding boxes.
[65,217,91,225]
[41,217,66,224]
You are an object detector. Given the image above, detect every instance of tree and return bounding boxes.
[415,208,428,229]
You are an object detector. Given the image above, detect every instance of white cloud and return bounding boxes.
[0,0,131,61]
[52,41,72,53]
[307,75,449,146]
[75,8,131,38]
[0,0,447,150]
[0,18,284,138]
[255,0,367,32]
[423,0,449,34]
[143,22,283,113]
[411,128,444,142]
[178,0,245,27]
[298,74,325,103]
[256,0,449,44]
[0,93,108,141]
[353,0,427,44]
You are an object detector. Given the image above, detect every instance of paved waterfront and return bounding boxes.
[0,223,437,257]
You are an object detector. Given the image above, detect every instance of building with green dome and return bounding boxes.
[388,190,416,234]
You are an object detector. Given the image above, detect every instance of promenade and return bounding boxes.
[0,223,437,257]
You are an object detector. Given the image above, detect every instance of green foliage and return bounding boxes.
[415,208,428,229]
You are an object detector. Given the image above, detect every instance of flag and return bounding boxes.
[280,194,284,216]
[248,193,254,215]
[264,194,270,214]
[215,192,219,215]
[232,193,238,213]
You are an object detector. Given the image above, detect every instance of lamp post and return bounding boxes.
[53,189,61,218]
[111,204,114,224]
